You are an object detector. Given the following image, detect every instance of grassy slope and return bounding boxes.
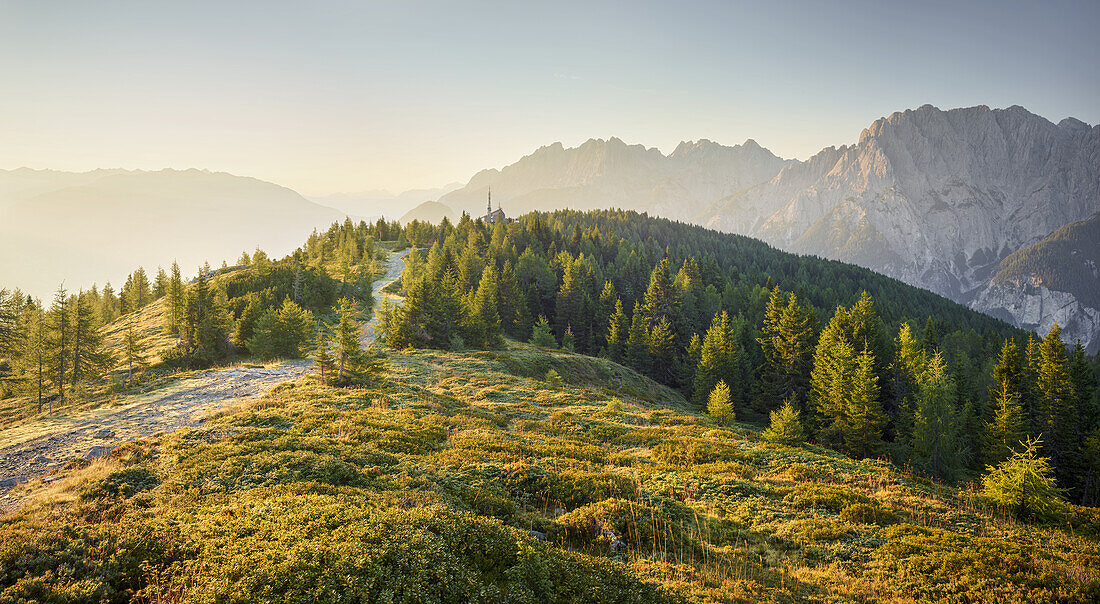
[2,340,1098,603]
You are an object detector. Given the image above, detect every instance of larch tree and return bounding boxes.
[122,315,147,387]
[48,284,69,407]
[757,287,816,413]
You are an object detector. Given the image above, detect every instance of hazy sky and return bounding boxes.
[2,0,1098,195]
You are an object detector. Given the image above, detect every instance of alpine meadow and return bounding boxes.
[2,2,1100,603]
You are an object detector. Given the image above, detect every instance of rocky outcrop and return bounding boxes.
[974,282,1100,353]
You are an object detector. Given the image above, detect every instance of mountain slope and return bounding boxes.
[439,137,789,221]
[699,105,1100,347]
[0,168,346,298]
[974,213,1100,351]
[399,200,456,225]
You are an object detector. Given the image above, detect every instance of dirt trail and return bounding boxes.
[361,248,409,346]
[0,250,409,512]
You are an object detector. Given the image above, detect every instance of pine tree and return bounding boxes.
[0,289,23,356]
[763,398,806,446]
[912,351,962,479]
[48,284,69,407]
[529,315,556,348]
[708,380,735,425]
[845,347,885,458]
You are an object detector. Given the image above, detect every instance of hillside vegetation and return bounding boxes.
[2,342,1098,602]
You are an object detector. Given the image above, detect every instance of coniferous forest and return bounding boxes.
[1,210,1099,602]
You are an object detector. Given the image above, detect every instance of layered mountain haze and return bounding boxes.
[308,183,462,221]
[699,105,1100,349]
[0,168,346,298]
[438,137,790,221]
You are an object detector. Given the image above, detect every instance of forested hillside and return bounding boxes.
[383,209,1100,503]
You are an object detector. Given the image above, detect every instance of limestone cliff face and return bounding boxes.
[439,137,789,221]
[974,283,1100,353]
[701,105,1100,347]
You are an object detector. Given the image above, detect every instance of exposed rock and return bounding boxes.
[94,428,115,440]
[85,445,114,460]
[528,530,547,541]
[974,284,1100,353]
[700,105,1100,346]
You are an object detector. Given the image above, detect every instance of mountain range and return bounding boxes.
[3,105,1096,349]
[432,105,1100,351]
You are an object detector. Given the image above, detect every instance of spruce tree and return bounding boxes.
[694,311,738,406]
[626,301,650,372]
[912,351,962,479]
[605,298,628,362]
[811,330,855,448]
[165,261,185,335]
[1035,325,1075,483]
[529,315,556,348]
[647,318,676,384]
[561,325,576,352]
[845,347,885,458]
[70,290,106,387]
[471,264,502,348]
[642,258,678,326]
[275,297,315,357]
[329,297,365,384]
[313,324,336,384]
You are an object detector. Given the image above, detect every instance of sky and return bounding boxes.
[2,0,1098,195]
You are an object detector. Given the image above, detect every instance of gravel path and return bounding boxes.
[0,250,409,514]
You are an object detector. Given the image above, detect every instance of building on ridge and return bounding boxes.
[481,186,507,225]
